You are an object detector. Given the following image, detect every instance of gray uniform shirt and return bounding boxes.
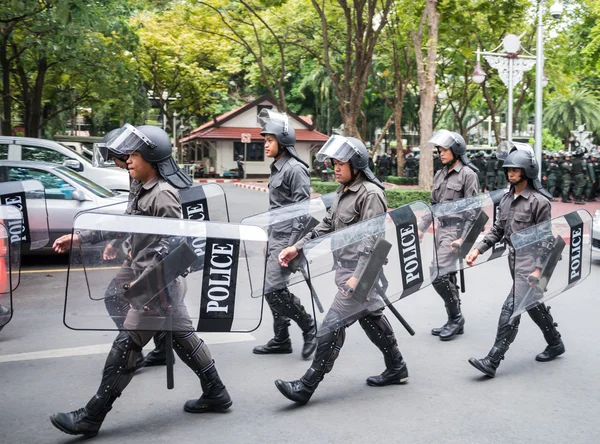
[419,161,480,232]
[128,176,181,274]
[294,176,387,278]
[268,152,311,210]
[476,184,551,271]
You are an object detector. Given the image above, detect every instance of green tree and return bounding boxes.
[528,128,563,152]
[544,88,600,149]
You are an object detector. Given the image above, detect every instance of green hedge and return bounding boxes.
[311,181,430,208]
[385,189,431,208]
[385,176,418,185]
[311,181,340,194]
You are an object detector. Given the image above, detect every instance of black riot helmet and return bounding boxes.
[477,150,485,158]
[316,135,384,189]
[427,129,477,171]
[258,109,308,167]
[106,123,192,189]
[502,143,552,199]
[575,147,585,157]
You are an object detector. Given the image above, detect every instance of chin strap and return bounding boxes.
[342,168,360,188]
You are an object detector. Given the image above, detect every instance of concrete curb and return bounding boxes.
[234,182,269,193]
[195,178,241,184]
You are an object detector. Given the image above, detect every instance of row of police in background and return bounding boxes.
[542,149,599,204]
[469,151,507,193]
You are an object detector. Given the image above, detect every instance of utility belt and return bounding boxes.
[438,218,463,228]
[335,259,359,269]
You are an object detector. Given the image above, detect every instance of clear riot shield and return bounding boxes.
[64,211,267,333]
[240,193,336,302]
[0,205,23,293]
[510,210,592,320]
[428,190,508,277]
[180,183,229,223]
[0,180,49,252]
[0,206,23,330]
[302,201,437,337]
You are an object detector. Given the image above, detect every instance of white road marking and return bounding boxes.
[0,332,255,363]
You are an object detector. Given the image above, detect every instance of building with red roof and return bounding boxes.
[180,95,329,177]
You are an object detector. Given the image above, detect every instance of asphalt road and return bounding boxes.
[1,183,599,444]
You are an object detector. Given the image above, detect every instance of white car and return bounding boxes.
[0,136,129,191]
[0,161,127,252]
[593,209,600,256]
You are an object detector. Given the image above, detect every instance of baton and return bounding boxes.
[377,273,415,336]
[298,266,324,313]
[165,328,175,390]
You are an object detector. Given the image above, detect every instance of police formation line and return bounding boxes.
[0,116,579,439]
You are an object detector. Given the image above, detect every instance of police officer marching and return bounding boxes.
[89,128,171,369]
[274,136,408,405]
[418,130,479,341]
[50,125,232,438]
[252,110,317,359]
[466,146,565,377]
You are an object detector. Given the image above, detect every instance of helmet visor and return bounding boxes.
[316,135,361,162]
[105,123,156,156]
[496,141,514,160]
[258,109,289,134]
[427,129,457,149]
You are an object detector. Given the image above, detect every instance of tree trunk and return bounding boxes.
[394,90,407,177]
[25,57,47,137]
[412,0,439,190]
[0,30,12,135]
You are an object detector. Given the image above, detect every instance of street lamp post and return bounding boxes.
[474,1,562,179]
[535,0,563,177]
[472,34,537,143]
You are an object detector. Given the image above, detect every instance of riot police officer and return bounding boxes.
[590,151,600,200]
[90,128,170,369]
[571,148,586,204]
[50,125,231,438]
[274,136,408,405]
[486,153,498,192]
[418,130,479,341]
[405,153,416,179]
[560,153,574,202]
[472,151,487,192]
[545,153,560,200]
[584,153,596,201]
[466,146,564,377]
[252,110,317,359]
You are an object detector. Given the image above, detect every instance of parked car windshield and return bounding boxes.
[56,166,116,198]
[57,143,91,164]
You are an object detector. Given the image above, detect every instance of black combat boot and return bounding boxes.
[469,302,520,378]
[433,274,465,341]
[51,332,141,438]
[50,394,117,439]
[468,346,505,378]
[144,332,173,366]
[301,319,317,359]
[360,314,409,386]
[184,362,232,413]
[528,305,565,362]
[275,368,322,405]
[274,326,346,405]
[253,315,292,354]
